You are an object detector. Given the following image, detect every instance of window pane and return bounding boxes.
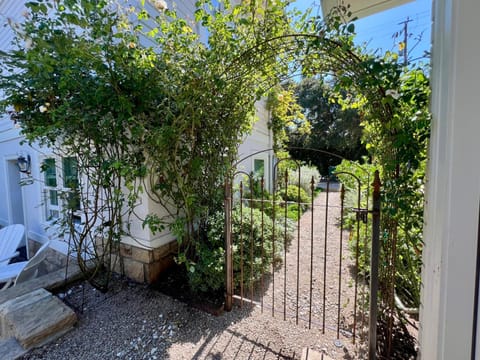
[254,159,265,177]
[43,158,57,187]
[66,190,81,211]
[48,210,59,220]
[49,190,58,206]
[63,157,78,188]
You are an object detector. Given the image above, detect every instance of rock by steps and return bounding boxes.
[0,288,76,359]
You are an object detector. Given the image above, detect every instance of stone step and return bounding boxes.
[301,348,334,360]
[0,337,26,360]
[0,288,77,350]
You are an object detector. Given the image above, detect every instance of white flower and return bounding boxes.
[152,0,168,11]
[39,105,48,113]
[385,89,400,100]
[25,37,33,50]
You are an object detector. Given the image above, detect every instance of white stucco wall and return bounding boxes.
[121,189,177,249]
[0,0,50,252]
[236,98,274,190]
[419,0,480,358]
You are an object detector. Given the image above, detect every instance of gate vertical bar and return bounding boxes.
[284,170,288,321]
[353,182,361,344]
[250,178,254,305]
[239,182,244,307]
[308,177,315,329]
[261,177,265,313]
[337,184,345,339]
[225,178,233,312]
[322,179,330,334]
[368,171,381,360]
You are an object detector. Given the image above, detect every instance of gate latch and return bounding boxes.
[352,208,369,224]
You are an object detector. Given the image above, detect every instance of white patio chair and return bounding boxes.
[0,241,51,290]
[0,224,25,267]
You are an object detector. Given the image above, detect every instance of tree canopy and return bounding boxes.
[0,0,295,283]
[288,77,366,174]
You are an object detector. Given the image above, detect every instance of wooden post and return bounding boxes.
[224,179,233,311]
[369,171,381,360]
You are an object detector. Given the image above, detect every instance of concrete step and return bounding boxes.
[0,337,26,360]
[0,288,77,350]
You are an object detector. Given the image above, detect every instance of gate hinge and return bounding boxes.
[352,208,369,224]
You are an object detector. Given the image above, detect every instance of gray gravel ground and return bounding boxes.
[21,192,362,360]
[21,278,360,360]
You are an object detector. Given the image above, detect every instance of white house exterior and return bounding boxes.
[0,0,44,257]
[0,0,274,282]
[237,98,274,189]
[419,1,480,358]
[320,0,413,19]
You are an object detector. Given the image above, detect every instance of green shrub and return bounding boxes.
[286,203,301,221]
[245,183,309,221]
[244,184,284,220]
[288,165,321,196]
[278,184,310,209]
[187,207,292,293]
[334,159,376,264]
[244,179,313,219]
[335,159,422,307]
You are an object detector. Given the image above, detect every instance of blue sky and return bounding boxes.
[289,0,432,63]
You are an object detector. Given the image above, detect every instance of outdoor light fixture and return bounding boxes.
[17,154,31,174]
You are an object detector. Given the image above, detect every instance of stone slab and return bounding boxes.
[0,337,26,360]
[0,288,77,349]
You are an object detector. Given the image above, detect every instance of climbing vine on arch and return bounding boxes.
[273,5,430,329]
[244,4,429,328]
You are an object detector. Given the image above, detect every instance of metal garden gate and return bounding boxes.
[224,151,381,359]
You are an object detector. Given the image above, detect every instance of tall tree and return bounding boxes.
[288,78,367,174]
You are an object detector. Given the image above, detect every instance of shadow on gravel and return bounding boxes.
[20,271,358,360]
[190,329,299,360]
[22,191,360,359]
[150,264,356,360]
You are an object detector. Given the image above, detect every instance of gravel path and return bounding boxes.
[235,190,367,357]
[22,191,365,360]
